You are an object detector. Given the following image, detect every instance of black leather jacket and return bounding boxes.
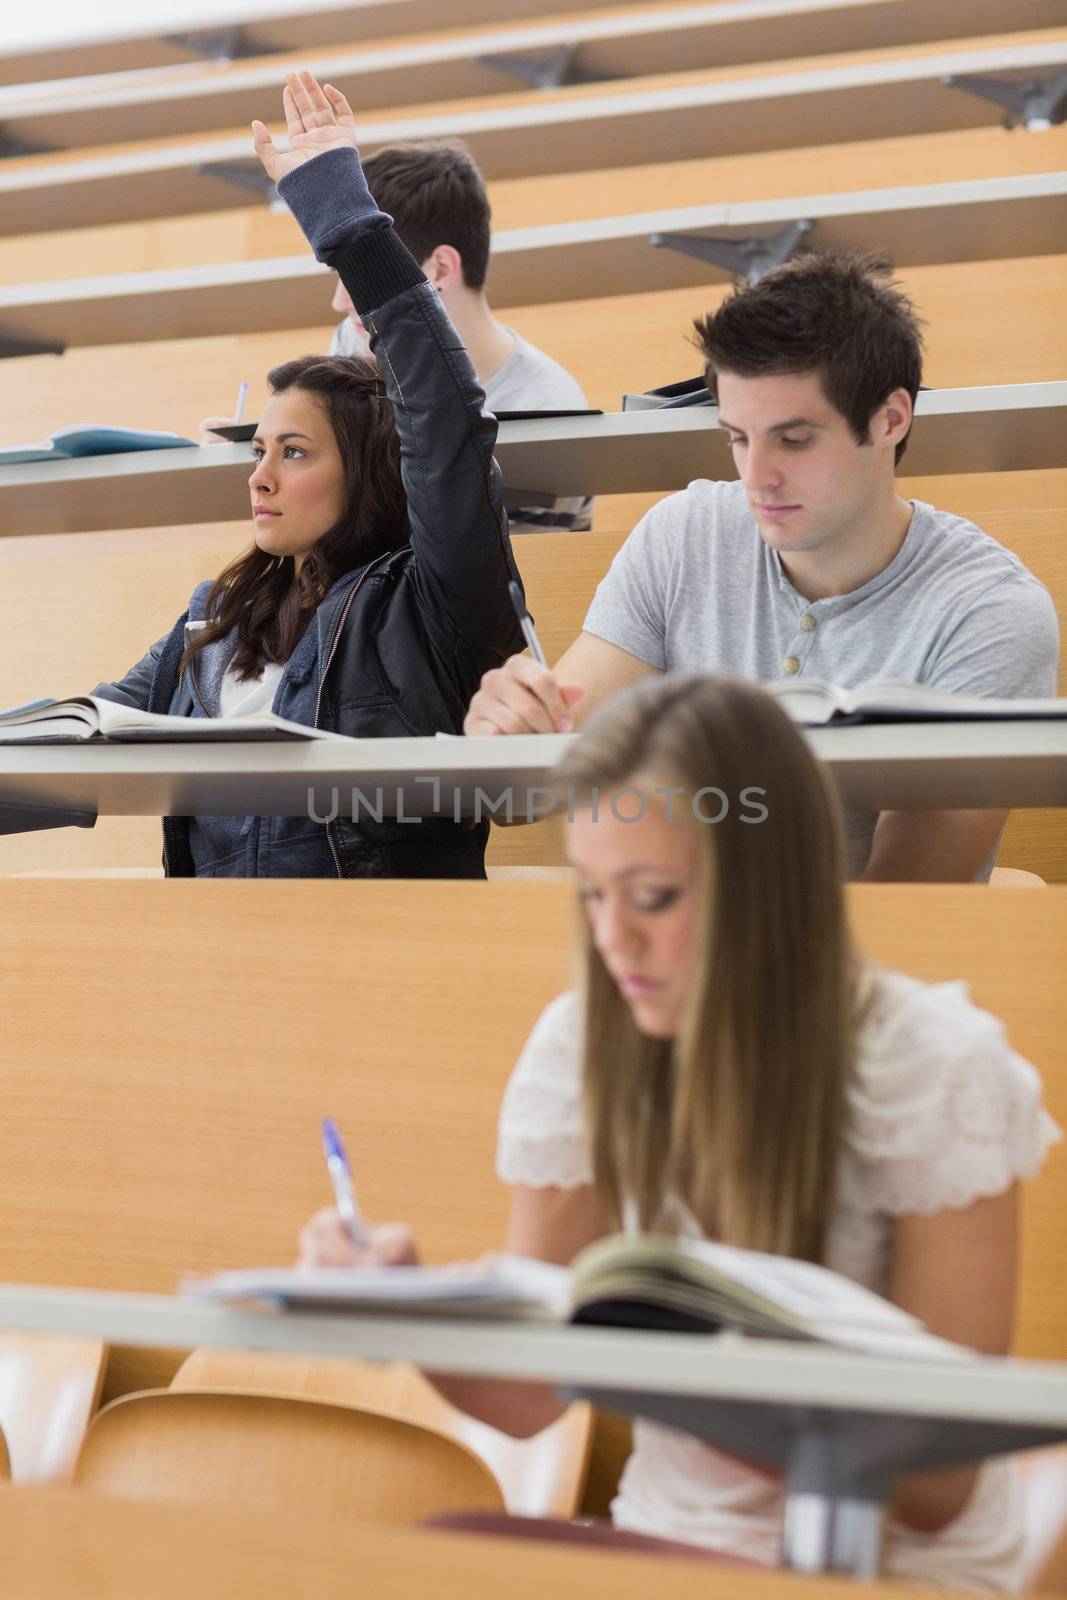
[96,222,524,878]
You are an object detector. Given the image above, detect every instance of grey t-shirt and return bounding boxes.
[583,478,1060,879]
[331,319,592,533]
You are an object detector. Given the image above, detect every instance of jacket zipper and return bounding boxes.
[165,622,208,876]
[314,561,384,878]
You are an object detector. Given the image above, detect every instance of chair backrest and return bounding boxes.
[0,1335,106,1482]
[73,1387,504,1523]
[172,1348,592,1518]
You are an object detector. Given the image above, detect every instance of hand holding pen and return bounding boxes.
[296,1118,420,1269]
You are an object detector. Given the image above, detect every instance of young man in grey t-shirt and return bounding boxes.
[465,253,1059,881]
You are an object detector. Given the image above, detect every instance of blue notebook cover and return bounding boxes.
[0,426,195,466]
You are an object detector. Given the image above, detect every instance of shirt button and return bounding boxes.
[799,614,816,632]
[783,656,800,675]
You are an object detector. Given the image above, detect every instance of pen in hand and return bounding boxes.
[234,381,249,426]
[508,580,547,666]
[321,1117,369,1251]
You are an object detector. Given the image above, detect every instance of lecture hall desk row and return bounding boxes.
[6,0,1065,151]
[0,256,1063,451]
[0,494,1063,880]
[0,878,1064,1412]
[1,121,1063,279]
[1,24,1064,222]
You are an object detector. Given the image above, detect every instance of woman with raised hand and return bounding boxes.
[299,673,1059,1589]
[93,71,521,878]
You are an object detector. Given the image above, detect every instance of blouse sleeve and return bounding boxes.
[495,991,594,1190]
[845,973,1062,1217]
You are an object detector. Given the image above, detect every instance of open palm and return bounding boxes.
[252,69,358,186]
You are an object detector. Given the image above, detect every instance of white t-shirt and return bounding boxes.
[331,318,592,533]
[495,970,1061,1592]
[217,663,284,719]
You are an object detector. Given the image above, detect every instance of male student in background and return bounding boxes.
[203,138,591,534]
[465,251,1059,882]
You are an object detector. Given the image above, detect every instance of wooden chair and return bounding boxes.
[73,1387,505,1523]
[0,1335,106,1482]
[172,1348,593,1518]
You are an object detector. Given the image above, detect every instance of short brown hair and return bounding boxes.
[362,139,491,289]
[694,251,924,464]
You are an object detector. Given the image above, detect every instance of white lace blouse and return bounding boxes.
[495,968,1061,1592]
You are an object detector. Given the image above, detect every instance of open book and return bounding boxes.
[0,426,195,467]
[769,679,1066,727]
[0,697,338,744]
[184,1233,970,1361]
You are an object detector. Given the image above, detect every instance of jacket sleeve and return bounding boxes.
[90,629,173,711]
[277,148,523,662]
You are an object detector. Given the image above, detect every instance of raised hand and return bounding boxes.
[252,69,358,186]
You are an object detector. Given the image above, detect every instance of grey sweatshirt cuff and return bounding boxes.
[277,146,392,263]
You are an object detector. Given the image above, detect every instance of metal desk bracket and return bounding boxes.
[0,326,66,360]
[565,1382,1067,1579]
[476,45,615,90]
[943,69,1067,131]
[0,127,53,158]
[0,801,96,837]
[162,27,265,64]
[196,162,286,211]
[650,219,814,284]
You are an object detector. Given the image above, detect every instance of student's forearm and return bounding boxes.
[891,1465,981,1532]
[421,1371,567,1438]
[860,809,1008,882]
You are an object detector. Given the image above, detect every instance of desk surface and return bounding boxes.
[3,4,1061,151]
[2,1281,1066,1429]
[2,385,1063,535]
[1,1483,911,1600]
[3,172,1061,341]
[0,35,1062,228]
[0,723,1065,821]
[0,0,987,154]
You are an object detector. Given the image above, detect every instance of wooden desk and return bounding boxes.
[2,386,1064,536]
[0,1483,917,1600]
[1,33,1062,228]
[1,6,1060,152]
[2,1283,1067,1576]
[0,722,1065,831]
[3,172,1061,347]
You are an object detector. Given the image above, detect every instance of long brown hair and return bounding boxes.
[557,674,856,1263]
[184,355,408,681]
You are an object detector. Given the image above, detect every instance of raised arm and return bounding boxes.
[254,72,522,663]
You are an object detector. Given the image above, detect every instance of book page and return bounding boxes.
[183,1254,568,1317]
[766,680,846,726]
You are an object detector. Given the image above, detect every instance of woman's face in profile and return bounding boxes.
[249,388,346,569]
[567,794,701,1040]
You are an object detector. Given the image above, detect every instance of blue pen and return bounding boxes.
[321,1118,368,1248]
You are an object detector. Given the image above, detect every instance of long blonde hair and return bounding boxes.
[557,674,856,1263]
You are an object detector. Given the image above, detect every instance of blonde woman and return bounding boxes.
[300,674,1059,1589]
